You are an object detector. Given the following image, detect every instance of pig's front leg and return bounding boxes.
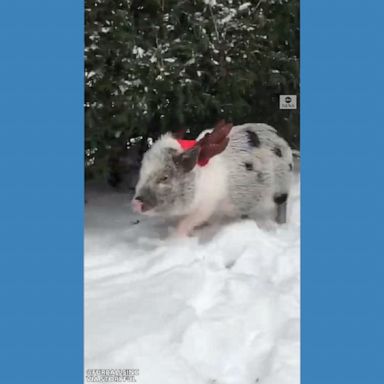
[175,204,216,237]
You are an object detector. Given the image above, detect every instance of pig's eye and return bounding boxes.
[158,175,169,183]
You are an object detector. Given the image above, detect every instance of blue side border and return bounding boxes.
[0,1,383,383]
[302,0,384,383]
[0,2,83,383]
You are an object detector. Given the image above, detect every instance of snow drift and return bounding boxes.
[85,174,300,384]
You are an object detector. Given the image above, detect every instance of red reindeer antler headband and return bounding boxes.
[176,120,233,167]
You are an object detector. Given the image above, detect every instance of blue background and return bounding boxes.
[0,1,83,383]
[0,1,383,383]
[301,0,384,383]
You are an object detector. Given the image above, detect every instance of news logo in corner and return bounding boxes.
[280,95,297,110]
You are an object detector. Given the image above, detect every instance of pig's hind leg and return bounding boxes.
[274,193,288,224]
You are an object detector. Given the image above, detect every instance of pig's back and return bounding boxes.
[220,123,293,215]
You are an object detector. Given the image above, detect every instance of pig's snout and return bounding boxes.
[132,188,158,214]
[131,197,144,213]
[132,195,153,213]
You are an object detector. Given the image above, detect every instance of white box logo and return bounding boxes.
[280,95,297,110]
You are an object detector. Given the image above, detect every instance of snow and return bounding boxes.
[132,46,145,59]
[85,174,300,384]
[220,9,237,25]
[239,2,252,12]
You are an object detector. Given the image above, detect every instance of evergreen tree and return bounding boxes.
[85,0,299,182]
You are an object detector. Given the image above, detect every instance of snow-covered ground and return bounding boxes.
[85,174,300,384]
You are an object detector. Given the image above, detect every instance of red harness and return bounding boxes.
[176,139,209,167]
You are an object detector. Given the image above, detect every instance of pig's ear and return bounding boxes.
[173,146,201,173]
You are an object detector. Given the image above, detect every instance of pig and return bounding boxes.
[132,122,293,236]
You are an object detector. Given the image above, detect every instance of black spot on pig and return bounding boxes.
[244,162,253,171]
[274,193,288,205]
[246,130,260,147]
[273,146,282,157]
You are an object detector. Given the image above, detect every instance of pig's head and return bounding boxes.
[132,133,200,216]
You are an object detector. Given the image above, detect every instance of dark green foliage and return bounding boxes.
[85,0,299,181]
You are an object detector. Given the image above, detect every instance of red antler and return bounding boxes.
[197,120,233,166]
